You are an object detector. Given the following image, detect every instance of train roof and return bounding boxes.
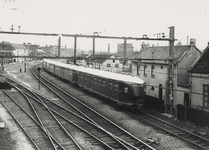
[44,59,144,84]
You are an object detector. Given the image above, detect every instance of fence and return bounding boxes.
[177,104,209,128]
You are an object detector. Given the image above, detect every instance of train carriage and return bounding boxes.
[43,59,145,108]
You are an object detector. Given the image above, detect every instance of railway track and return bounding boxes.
[0,67,156,149]
[32,63,209,150]
[0,74,136,149]
[1,90,63,150]
[31,64,156,150]
[127,111,209,150]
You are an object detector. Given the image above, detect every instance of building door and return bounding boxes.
[184,93,190,107]
[158,84,163,100]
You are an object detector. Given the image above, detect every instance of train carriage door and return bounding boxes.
[119,82,127,101]
[113,82,119,100]
[60,67,64,78]
[53,65,55,74]
[118,82,132,102]
[86,74,90,88]
[72,70,78,84]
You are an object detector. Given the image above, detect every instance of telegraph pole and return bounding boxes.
[123,38,127,71]
[58,36,61,57]
[166,26,175,114]
[74,36,77,64]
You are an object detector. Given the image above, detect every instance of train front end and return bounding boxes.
[132,83,145,108]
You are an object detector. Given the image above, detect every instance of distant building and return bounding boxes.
[0,41,14,63]
[117,43,134,57]
[76,54,91,66]
[189,43,209,110]
[11,43,28,62]
[86,54,123,72]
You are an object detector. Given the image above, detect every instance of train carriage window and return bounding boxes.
[108,81,112,89]
[113,83,118,91]
[106,81,109,87]
[85,75,88,81]
[124,87,128,93]
[102,80,105,86]
[98,78,101,85]
[94,77,97,84]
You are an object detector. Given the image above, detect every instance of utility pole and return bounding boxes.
[92,34,96,57]
[166,26,175,114]
[37,67,41,90]
[1,57,4,71]
[18,26,21,33]
[123,38,127,72]
[74,36,77,65]
[58,36,61,57]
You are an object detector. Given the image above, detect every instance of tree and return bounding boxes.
[176,40,182,46]
[141,42,150,50]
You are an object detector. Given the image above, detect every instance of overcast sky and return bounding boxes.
[0,0,209,52]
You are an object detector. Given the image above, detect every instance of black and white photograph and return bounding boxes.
[0,0,209,149]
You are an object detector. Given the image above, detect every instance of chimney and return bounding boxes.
[108,44,110,53]
[190,38,196,46]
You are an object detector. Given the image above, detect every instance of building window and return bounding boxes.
[161,65,163,69]
[115,64,119,68]
[151,65,155,78]
[159,84,163,100]
[107,64,111,67]
[203,85,209,108]
[137,65,140,76]
[144,65,147,77]
[144,83,147,93]
[113,59,115,63]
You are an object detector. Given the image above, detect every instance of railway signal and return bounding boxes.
[37,67,41,90]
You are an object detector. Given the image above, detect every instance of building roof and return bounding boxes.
[77,53,90,58]
[87,54,116,63]
[189,45,209,74]
[0,41,15,51]
[10,43,26,50]
[115,51,138,58]
[134,45,196,60]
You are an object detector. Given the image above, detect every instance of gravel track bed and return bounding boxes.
[0,62,196,150]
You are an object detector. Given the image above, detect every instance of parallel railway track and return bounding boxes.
[1,91,63,150]
[0,66,155,150]
[127,111,209,150]
[31,64,155,150]
[33,63,209,150]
